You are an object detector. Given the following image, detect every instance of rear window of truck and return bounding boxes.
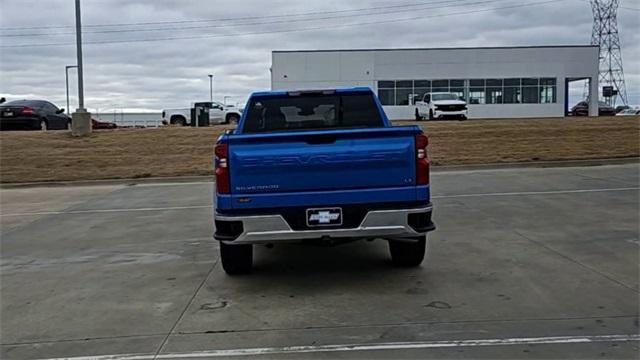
[242,93,384,133]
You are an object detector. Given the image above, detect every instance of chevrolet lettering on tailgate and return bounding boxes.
[241,150,407,168]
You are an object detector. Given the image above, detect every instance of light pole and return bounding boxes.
[208,74,213,103]
[75,0,85,111]
[72,0,91,135]
[65,65,78,115]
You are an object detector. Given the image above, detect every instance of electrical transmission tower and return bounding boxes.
[587,0,628,106]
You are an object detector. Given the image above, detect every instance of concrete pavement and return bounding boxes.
[1,164,638,359]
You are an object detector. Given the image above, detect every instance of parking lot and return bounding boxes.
[1,163,639,359]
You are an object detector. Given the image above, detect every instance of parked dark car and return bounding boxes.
[0,100,71,130]
[615,105,629,113]
[92,118,118,129]
[571,101,616,116]
[616,108,640,116]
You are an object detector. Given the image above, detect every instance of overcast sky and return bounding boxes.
[1,0,638,112]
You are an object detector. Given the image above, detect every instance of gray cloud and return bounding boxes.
[1,0,639,111]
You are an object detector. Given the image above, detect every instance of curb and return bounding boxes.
[431,157,639,172]
[0,175,214,189]
[1,157,638,189]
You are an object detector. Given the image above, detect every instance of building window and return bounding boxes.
[485,79,503,104]
[522,87,540,103]
[395,80,413,105]
[540,78,557,103]
[522,78,539,103]
[469,88,485,104]
[503,87,521,104]
[486,79,502,87]
[377,77,556,106]
[377,81,395,106]
[378,89,395,106]
[469,79,485,87]
[449,79,465,101]
[432,79,448,93]
[486,88,503,104]
[503,79,521,104]
[414,80,430,102]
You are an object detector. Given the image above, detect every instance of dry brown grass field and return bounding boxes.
[1,116,638,183]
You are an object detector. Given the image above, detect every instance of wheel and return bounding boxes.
[171,116,186,126]
[388,235,426,267]
[220,242,253,275]
[459,115,467,121]
[226,114,240,124]
[414,108,422,121]
[428,109,434,120]
[39,119,48,131]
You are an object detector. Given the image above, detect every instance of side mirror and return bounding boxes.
[0,97,5,104]
[56,108,65,114]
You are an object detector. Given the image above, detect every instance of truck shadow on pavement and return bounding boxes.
[214,240,433,295]
[253,240,400,272]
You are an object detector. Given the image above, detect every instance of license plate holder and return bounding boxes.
[306,207,342,227]
[4,112,13,117]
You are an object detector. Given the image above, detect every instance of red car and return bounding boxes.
[92,118,117,129]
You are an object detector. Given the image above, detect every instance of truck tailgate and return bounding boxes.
[226,127,419,208]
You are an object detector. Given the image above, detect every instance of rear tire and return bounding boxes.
[415,108,422,121]
[428,110,434,120]
[389,235,426,267]
[226,114,239,124]
[171,116,186,126]
[220,242,253,275]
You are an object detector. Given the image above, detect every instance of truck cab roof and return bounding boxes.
[250,87,374,98]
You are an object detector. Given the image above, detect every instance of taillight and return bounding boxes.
[215,142,230,193]
[415,133,429,185]
[21,107,34,114]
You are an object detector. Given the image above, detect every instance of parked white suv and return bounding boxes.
[162,101,242,126]
[415,92,467,120]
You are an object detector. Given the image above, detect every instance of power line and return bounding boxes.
[577,0,640,12]
[0,0,507,38]
[0,0,565,48]
[0,0,478,31]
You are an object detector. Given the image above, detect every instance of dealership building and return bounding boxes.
[271,45,600,119]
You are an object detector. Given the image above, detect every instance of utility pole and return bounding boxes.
[208,74,213,102]
[65,65,78,115]
[72,0,91,135]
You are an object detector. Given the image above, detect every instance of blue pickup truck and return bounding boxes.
[214,87,435,274]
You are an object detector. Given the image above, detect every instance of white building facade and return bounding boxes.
[271,46,599,119]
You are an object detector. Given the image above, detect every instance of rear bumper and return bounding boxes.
[0,117,40,130]
[214,205,434,244]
